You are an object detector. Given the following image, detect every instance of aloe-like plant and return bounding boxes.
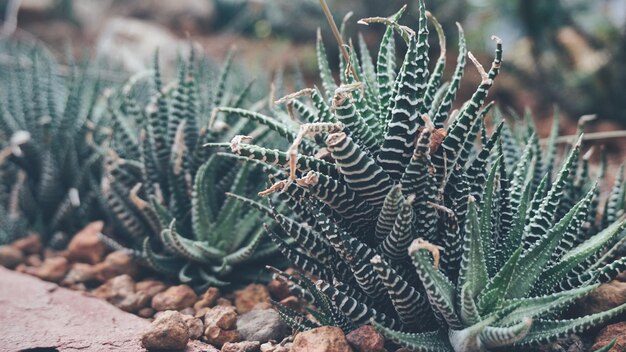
[100,50,283,289]
[0,159,27,245]
[215,2,626,350]
[0,41,112,247]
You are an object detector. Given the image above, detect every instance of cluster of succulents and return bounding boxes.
[98,49,285,289]
[0,41,113,248]
[214,1,626,350]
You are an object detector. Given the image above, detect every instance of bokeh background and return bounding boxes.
[2,0,625,155]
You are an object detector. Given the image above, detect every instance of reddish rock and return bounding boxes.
[292,326,353,352]
[592,321,626,352]
[141,310,189,350]
[25,256,69,282]
[205,325,240,347]
[279,296,302,310]
[576,280,626,315]
[0,266,148,351]
[260,341,291,352]
[138,307,156,318]
[267,278,291,301]
[11,234,42,255]
[61,262,98,286]
[196,306,210,319]
[0,245,24,269]
[194,286,221,310]
[217,297,234,306]
[222,341,261,352]
[234,284,270,314]
[94,250,140,281]
[24,254,42,267]
[152,284,198,311]
[0,267,216,351]
[93,274,149,312]
[204,305,238,330]
[183,314,204,340]
[346,325,385,352]
[136,279,167,299]
[67,221,106,264]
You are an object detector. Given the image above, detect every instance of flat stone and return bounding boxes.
[0,267,216,351]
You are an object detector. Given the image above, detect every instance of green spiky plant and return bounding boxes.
[214,1,626,350]
[0,159,27,245]
[0,40,113,248]
[100,49,285,289]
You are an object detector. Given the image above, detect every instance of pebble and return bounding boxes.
[92,274,148,312]
[24,254,42,267]
[0,245,24,269]
[267,279,291,301]
[12,234,42,255]
[279,296,301,311]
[234,284,270,314]
[151,284,197,312]
[61,263,98,286]
[182,314,204,340]
[592,321,626,351]
[221,341,260,352]
[94,251,140,282]
[204,305,240,347]
[26,256,69,283]
[237,308,289,343]
[260,341,291,352]
[135,279,167,300]
[66,221,105,264]
[138,307,156,318]
[217,297,234,307]
[204,305,238,330]
[346,325,385,352]
[575,280,626,315]
[291,326,353,352]
[205,326,240,347]
[141,310,189,350]
[194,287,221,310]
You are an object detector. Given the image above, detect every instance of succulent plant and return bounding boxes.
[100,50,284,289]
[0,160,27,245]
[0,41,113,247]
[215,1,626,350]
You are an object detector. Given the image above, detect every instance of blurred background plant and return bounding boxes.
[2,0,625,128]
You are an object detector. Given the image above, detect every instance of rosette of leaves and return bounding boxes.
[100,50,282,289]
[215,2,626,350]
[0,41,112,247]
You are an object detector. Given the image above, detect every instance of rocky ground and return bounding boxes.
[1,221,626,351]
